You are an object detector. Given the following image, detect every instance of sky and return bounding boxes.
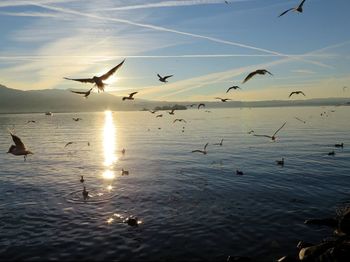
[0,0,349,101]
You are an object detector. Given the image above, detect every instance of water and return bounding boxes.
[0,107,349,261]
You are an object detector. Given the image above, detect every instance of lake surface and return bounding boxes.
[0,107,349,261]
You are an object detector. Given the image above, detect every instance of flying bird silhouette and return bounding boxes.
[173,119,187,123]
[72,118,82,121]
[215,97,231,102]
[148,110,157,114]
[156,114,163,118]
[64,59,125,92]
[253,122,287,141]
[243,69,273,83]
[295,117,306,124]
[289,91,306,98]
[226,85,241,93]
[157,74,173,83]
[70,88,93,98]
[7,132,33,161]
[213,139,224,146]
[279,0,306,17]
[64,142,74,148]
[192,143,209,155]
[122,92,138,101]
[198,103,205,109]
[27,120,36,124]
[168,109,176,115]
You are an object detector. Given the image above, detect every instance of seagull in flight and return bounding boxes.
[156,114,163,118]
[72,118,82,122]
[213,139,224,146]
[27,120,36,124]
[198,103,205,109]
[215,97,231,102]
[226,85,241,93]
[173,119,187,123]
[157,74,173,83]
[279,0,306,17]
[7,132,33,161]
[64,59,125,92]
[148,110,157,114]
[295,117,306,124]
[192,143,209,155]
[168,109,176,115]
[289,91,306,98]
[243,69,273,84]
[253,122,287,141]
[122,92,138,101]
[70,88,93,98]
[64,142,74,148]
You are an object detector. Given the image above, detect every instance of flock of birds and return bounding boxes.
[4,0,348,206]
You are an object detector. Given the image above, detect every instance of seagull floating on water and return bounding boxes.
[70,88,93,98]
[253,122,287,141]
[64,59,125,92]
[243,69,273,84]
[236,170,244,176]
[157,74,173,83]
[335,143,344,148]
[192,143,209,155]
[82,186,89,200]
[121,169,129,176]
[122,92,138,101]
[276,158,285,166]
[328,151,335,156]
[7,132,33,161]
[279,0,306,17]
[80,176,85,183]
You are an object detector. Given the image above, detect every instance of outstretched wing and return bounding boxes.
[198,103,205,109]
[253,134,272,139]
[64,77,94,84]
[163,75,173,80]
[289,92,296,98]
[273,122,287,137]
[99,59,125,80]
[263,69,273,76]
[226,87,233,93]
[10,133,26,150]
[70,89,90,95]
[192,150,203,153]
[279,8,294,17]
[129,92,138,98]
[204,142,209,151]
[242,71,257,83]
[300,91,306,96]
[157,74,162,79]
[299,0,306,9]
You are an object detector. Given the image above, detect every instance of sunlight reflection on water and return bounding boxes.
[102,111,117,182]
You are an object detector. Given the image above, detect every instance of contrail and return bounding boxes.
[27,2,330,68]
[96,0,250,11]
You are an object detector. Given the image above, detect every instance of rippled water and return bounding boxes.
[0,107,350,261]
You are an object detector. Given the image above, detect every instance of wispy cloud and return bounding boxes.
[17,2,330,69]
[96,0,250,11]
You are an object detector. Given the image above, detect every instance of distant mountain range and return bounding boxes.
[0,84,349,113]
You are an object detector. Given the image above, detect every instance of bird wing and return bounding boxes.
[129,92,138,97]
[263,69,273,76]
[64,77,94,84]
[163,75,173,80]
[299,0,306,8]
[279,8,294,17]
[226,87,233,93]
[273,122,287,136]
[198,103,205,109]
[70,89,90,95]
[204,142,209,151]
[300,91,306,96]
[10,133,26,150]
[253,134,272,138]
[99,59,125,80]
[64,142,73,148]
[289,92,296,97]
[192,150,203,153]
[173,119,179,123]
[215,97,222,100]
[242,71,257,83]
[157,74,162,79]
